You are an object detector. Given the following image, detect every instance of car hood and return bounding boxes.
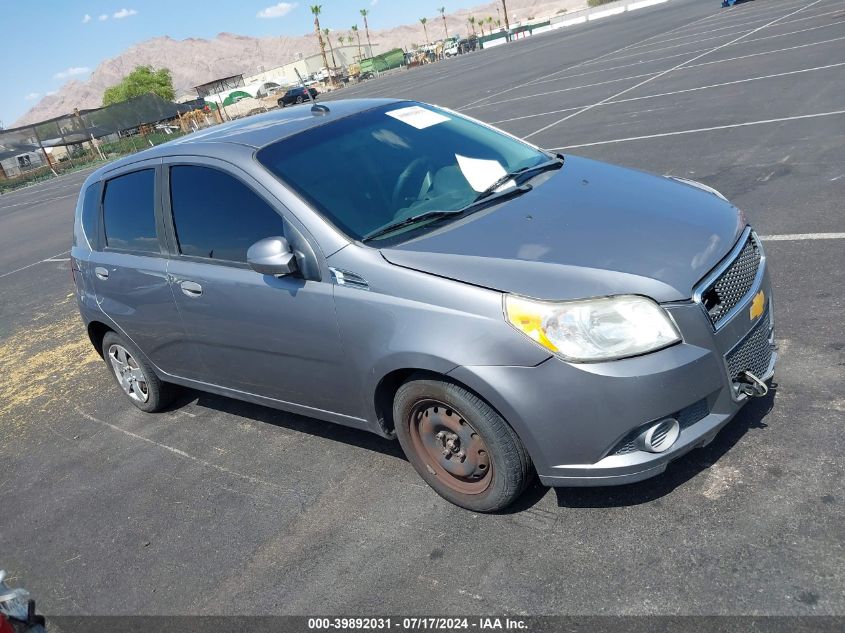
[380,155,745,302]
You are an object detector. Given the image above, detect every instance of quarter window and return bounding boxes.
[169,165,286,263]
[102,169,159,253]
[81,183,100,247]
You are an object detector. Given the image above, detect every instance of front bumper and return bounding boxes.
[448,261,776,487]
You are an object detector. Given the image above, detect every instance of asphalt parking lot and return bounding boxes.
[1,0,843,616]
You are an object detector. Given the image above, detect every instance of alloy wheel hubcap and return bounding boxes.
[107,344,149,403]
[408,400,492,494]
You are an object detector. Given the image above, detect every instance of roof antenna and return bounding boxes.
[311,104,330,116]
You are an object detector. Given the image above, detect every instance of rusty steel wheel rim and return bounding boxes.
[408,399,492,495]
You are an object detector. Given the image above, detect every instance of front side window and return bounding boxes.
[257,102,547,241]
[103,169,158,253]
[169,165,286,263]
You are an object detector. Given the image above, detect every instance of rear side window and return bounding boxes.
[102,169,158,253]
[82,184,100,245]
[74,183,100,248]
[169,165,286,263]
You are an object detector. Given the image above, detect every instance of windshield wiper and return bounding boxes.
[362,184,534,242]
[361,156,563,242]
[474,155,564,202]
[362,209,463,242]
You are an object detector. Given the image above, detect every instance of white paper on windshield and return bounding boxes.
[386,105,450,129]
[455,154,510,192]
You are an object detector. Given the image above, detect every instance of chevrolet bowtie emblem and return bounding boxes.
[750,290,766,321]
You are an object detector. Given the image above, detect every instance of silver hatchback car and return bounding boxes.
[72,99,776,511]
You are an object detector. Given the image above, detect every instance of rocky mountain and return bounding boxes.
[13,0,585,127]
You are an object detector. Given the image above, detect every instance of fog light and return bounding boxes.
[637,418,680,453]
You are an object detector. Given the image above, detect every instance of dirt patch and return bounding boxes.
[701,464,743,500]
[0,293,101,433]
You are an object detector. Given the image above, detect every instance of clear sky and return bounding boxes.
[0,0,490,128]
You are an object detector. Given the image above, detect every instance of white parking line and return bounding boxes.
[75,408,300,495]
[524,0,825,139]
[460,6,726,109]
[475,61,845,114]
[491,60,845,124]
[759,233,845,241]
[0,250,71,280]
[0,193,76,211]
[671,0,823,31]
[595,62,845,107]
[0,166,94,199]
[628,5,844,50]
[573,14,845,72]
[549,110,845,150]
[520,34,845,91]
[463,71,663,110]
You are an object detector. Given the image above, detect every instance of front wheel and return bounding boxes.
[393,376,533,512]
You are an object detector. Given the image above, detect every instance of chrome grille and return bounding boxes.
[700,234,761,326]
[726,308,774,382]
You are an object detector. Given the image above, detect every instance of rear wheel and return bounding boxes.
[393,376,532,512]
[295,95,304,104]
[102,331,175,413]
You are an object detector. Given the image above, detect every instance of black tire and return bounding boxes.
[295,95,303,104]
[101,331,176,413]
[393,375,533,512]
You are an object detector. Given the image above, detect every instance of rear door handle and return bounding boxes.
[179,280,203,297]
[95,267,109,280]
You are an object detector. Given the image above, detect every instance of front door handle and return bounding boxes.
[95,267,109,280]
[179,280,203,297]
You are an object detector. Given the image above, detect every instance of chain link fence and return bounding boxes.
[0,93,219,194]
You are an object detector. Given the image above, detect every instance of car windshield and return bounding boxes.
[256,102,548,241]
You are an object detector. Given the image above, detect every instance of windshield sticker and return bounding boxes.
[455,154,510,192]
[386,106,450,129]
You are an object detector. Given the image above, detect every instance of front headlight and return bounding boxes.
[505,294,681,362]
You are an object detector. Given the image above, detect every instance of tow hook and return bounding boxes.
[736,371,769,398]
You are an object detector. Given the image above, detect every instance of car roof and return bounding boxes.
[88,98,404,180]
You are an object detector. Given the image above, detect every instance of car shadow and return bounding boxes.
[167,389,407,460]
[552,385,777,509]
[166,384,776,513]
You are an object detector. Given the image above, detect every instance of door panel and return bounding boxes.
[167,259,353,415]
[89,163,193,377]
[91,250,187,375]
[162,160,355,417]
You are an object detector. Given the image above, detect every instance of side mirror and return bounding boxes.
[247,236,298,277]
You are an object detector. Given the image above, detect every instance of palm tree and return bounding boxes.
[487,16,494,33]
[468,15,476,35]
[438,7,449,40]
[352,24,363,59]
[311,6,332,85]
[360,8,373,58]
[502,0,511,36]
[323,27,337,71]
[420,17,429,46]
[479,19,485,37]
